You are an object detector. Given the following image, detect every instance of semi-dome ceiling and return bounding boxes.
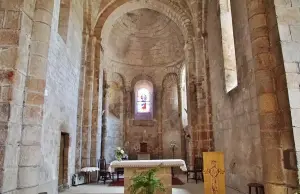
[105,9,185,67]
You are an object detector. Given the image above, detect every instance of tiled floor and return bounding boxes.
[61,175,203,194]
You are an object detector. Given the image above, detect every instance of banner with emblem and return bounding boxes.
[203,152,226,194]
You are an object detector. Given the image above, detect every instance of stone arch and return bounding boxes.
[92,0,196,77]
[107,72,125,90]
[83,0,92,33]
[98,0,193,47]
[131,74,156,91]
[94,0,194,41]
[162,73,178,88]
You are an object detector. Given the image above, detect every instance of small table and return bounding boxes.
[81,167,100,183]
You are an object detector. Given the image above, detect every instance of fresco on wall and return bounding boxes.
[162,74,182,159]
[104,75,124,162]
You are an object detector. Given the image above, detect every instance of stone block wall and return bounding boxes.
[0,1,28,192]
[273,0,300,181]
[38,0,83,193]
[207,0,262,193]
[0,0,42,193]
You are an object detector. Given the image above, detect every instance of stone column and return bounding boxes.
[90,39,100,167]
[18,1,54,193]
[0,0,27,192]
[96,67,104,163]
[123,87,132,145]
[81,36,96,167]
[100,73,108,158]
[177,80,185,160]
[184,41,197,167]
[156,88,163,158]
[196,35,214,153]
[247,0,297,193]
[75,33,88,172]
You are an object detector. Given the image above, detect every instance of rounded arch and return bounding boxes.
[107,72,125,89]
[93,0,194,41]
[162,73,179,89]
[131,74,156,91]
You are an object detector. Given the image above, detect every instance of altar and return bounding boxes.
[109,159,187,194]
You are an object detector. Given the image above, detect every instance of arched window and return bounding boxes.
[181,66,188,128]
[219,0,237,92]
[134,80,153,120]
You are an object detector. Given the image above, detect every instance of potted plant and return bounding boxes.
[129,166,166,194]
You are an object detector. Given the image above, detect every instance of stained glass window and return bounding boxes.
[137,88,150,113]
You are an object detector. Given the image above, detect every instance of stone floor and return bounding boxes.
[61,175,242,194]
[61,175,200,194]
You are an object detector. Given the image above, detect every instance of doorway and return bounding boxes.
[58,132,69,190]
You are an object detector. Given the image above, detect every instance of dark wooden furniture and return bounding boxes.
[186,157,204,184]
[115,168,124,181]
[113,156,128,181]
[140,142,147,153]
[248,183,264,194]
[98,158,111,184]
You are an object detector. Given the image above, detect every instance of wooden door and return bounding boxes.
[58,134,65,187]
[58,133,69,189]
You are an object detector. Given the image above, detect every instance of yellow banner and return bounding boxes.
[203,152,226,194]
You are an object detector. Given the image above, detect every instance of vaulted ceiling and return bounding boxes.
[105,9,185,67]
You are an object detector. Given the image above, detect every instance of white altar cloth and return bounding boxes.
[81,167,99,172]
[108,159,187,172]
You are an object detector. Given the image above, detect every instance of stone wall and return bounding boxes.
[207,0,262,193]
[0,1,32,193]
[273,0,300,180]
[104,72,124,162]
[162,74,182,159]
[101,69,185,160]
[38,0,83,193]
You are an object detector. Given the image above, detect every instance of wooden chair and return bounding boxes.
[186,157,204,183]
[98,158,111,184]
[248,183,264,194]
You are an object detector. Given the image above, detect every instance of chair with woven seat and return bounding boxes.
[186,157,204,183]
[98,158,111,184]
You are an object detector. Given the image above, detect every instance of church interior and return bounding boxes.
[0,0,299,193]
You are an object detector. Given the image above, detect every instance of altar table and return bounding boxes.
[109,159,187,194]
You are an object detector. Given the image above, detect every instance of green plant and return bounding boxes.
[129,166,166,194]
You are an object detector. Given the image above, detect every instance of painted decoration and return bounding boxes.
[203,152,226,194]
[137,88,150,113]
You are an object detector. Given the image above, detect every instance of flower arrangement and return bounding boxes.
[115,147,125,161]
